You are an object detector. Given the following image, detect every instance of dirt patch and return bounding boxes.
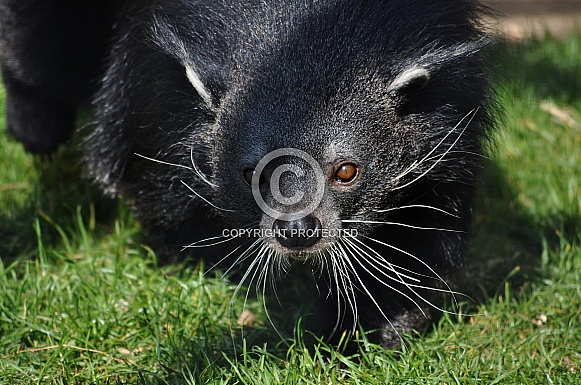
[486,0,581,15]
[483,0,581,39]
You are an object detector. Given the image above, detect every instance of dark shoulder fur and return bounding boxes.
[0,0,119,153]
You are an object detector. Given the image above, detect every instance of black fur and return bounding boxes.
[0,0,119,153]
[0,0,494,349]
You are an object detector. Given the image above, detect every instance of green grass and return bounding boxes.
[1,35,581,384]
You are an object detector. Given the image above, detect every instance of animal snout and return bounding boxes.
[272,215,322,249]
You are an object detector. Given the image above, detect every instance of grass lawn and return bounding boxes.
[1,35,580,384]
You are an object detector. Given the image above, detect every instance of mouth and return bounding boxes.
[285,250,313,262]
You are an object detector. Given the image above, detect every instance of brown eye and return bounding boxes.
[334,162,359,185]
[243,168,265,185]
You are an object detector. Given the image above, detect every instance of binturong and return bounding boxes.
[0,0,496,350]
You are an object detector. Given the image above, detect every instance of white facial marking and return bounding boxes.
[387,66,430,93]
[185,65,213,107]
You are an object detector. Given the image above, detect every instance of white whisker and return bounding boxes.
[360,234,459,309]
[220,237,264,278]
[392,108,479,191]
[335,248,402,343]
[334,243,358,322]
[135,148,217,191]
[340,237,428,318]
[343,236,421,283]
[234,245,265,299]
[344,236,466,312]
[180,180,235,212]
[328,243,357,337]
[183,222,259,249]
[254,248,287,341]
[134,152,193,171]
[341,219,464,233]
[231,244,265,341]
[429,149,491,161]
[190,147,217,188]
[371,204,460,218]
[182,234,235,249]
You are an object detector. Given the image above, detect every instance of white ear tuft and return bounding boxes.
[185,65,213,108]
[387,66,431,94]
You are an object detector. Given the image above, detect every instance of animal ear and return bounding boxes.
[185,65,214,109]
[387,66,431,100]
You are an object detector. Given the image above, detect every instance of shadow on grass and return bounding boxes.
[464,161,542,302]
[464,33,581,302]
[498,34,581,104]
[0,143,120,263]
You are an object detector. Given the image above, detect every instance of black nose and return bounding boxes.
[273,215,322,249]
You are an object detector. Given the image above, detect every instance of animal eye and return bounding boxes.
[333,162,360,185]
[243,168,255,184]
[243,168,265,185]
